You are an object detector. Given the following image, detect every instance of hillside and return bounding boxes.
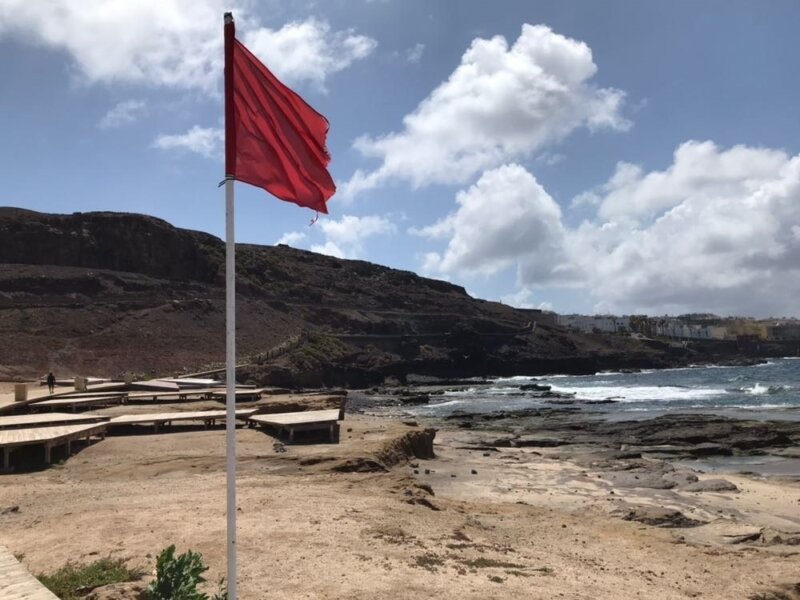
[0,207,679,384]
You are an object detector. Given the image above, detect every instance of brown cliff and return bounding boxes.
[0,207,680,383]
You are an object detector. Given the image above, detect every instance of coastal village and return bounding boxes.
[556,313,800,343]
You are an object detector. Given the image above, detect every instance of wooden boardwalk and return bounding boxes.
[1,423,107,471]
[126,391,198,403]
[249,409,341,442]
[0,413,108,430]
[0,545,58,599]
[31,396,125,412]
[44,391,128,400]
[108,409,258,433]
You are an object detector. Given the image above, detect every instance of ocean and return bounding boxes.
[409,357,800,421]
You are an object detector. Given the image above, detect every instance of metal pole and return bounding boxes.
[225,176,237,600]
[223,12,237,600]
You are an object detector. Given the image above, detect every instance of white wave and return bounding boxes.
[745,383,769,395]
[444,386,528,396]
[419,399,464,408]
[736,403,795,409]
[549,384,728,403]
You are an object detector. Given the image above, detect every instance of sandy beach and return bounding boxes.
[1,386,798,600]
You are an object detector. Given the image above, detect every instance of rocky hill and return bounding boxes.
[0,207,684,385]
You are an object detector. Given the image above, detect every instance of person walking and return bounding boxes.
[46,372,56,394]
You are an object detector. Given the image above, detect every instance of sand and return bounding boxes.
[0,407,798,599]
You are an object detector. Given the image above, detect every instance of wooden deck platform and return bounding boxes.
[0,413,108,430]
[0,544,58,599]
[126,387,262,403]
[0,423,107,471]
[249,409,341,442]
[108,409,258,433]
[31,396,125,412]
[207,388,265,401]
[44,391,129,400]
[126,391,200,403]
[130,379,180,392]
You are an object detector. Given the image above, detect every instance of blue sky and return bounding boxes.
[2,0,800,317]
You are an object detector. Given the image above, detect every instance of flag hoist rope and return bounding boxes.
[223,11,238,600]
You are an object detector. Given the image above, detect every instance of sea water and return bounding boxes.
[410,357,800,421]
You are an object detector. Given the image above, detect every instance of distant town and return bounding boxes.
[553,313,800,342]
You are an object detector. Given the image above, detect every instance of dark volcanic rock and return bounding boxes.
[621,506,706,528]
[520,383,551,392]
[398,394,430,405]
[682,479,740,493]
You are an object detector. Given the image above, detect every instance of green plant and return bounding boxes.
[37,557,141,600]
[147,545,226,600]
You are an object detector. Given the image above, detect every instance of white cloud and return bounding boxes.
[562,144,800,316]
[310,241,346,259]
[276,231,307,246]
[417,164,567,278]
[406,42,425,64]
[420,143,800,317]
[592,141,789,221]
[0,2,375,91]
[310,214,396,258]
[152,126,222,158]
[244,18,377,91]
[99,99,147,128]
[342,24,628,198]
[500,288,552,311]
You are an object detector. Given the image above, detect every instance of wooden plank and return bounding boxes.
[0,544,59,600]
[0,413,108,430]
[33,396,123,409]
[83,382,127,393]
[130,380,180,392]
[249,409,341,427]
[0,423,107,449]
[109,409,257,427]
[126,391,195,401]
[207,389,265,400]
[157,378,221,388]
[42,391,128,400]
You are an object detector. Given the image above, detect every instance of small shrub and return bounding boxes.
[147,545,226,600]
[37,557,141,600]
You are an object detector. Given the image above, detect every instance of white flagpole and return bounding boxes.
[223,12,237,600]
[224,175,237,600]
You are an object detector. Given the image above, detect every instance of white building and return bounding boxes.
[557,314,630,334]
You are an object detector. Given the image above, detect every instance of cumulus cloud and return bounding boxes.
[342,24,628,198]
[311,214,396,258]
[152,126,222,158]
[244,18,377,91]
[0,1,375,91]
[99,99,147,128]
[563,144,800,316]
[418,143,800,317]
[415,164,567,277]
[500,287,553,311]
[276,231,307,246]
[592,141,790,221]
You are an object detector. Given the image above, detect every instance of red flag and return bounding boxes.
[224,17,335,213]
